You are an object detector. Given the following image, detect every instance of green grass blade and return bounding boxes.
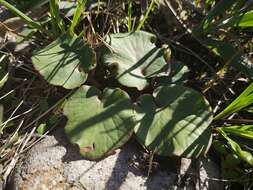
[218,10,253,28]
[69,0,87,35]
[137,0,156,31]
[219,125,253,140]
[193,0,239,35]
[0,0,43,30]
[214,83,253,120]
[127,0,133,32]
[49,0,65,33]
[224,125,253,130]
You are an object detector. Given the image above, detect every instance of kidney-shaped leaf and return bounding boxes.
[63,85,136,160]
[102,31,168,90]
[32,35,95,89]
[134,85,213,158]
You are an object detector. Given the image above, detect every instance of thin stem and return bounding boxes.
[137,0,155,31]
[128,0,133,32]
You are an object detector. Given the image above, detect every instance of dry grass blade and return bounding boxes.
[2,126,36,186]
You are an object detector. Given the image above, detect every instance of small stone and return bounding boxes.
[9,130,177,190]
[9,130,222,190]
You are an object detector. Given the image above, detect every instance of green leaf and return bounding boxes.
[102,31,168,90]
[218,10,253,28]
[219,125,253,140]
[217,128,253,165]
[36,123,48,135]
[155,62,189,86]
[134,85,213,158]
[63,85,136,160]
[212,140,228,155]
[32,35,95,89]
[214,83,253,120]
